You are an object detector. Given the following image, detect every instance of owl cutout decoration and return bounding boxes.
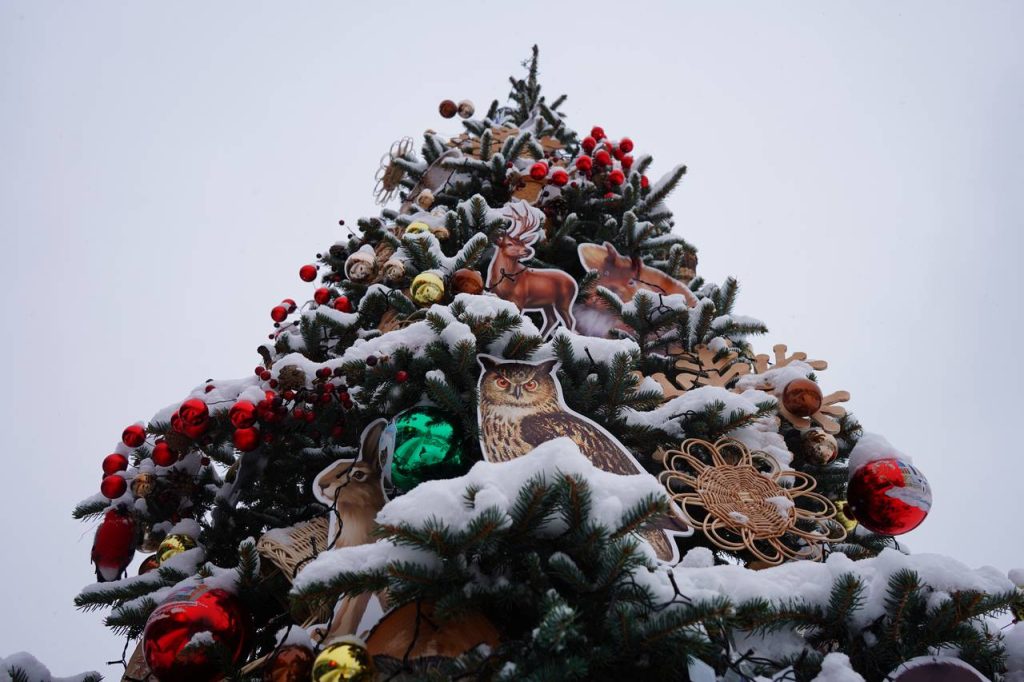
[486,201,579,338]
[575,242,698,338]
[476,355,691,562]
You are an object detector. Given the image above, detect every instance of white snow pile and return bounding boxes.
[847,431,909,473]
[811,653,865,681]
[0,652,98,682]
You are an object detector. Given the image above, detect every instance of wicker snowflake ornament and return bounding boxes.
[659,438,846,565]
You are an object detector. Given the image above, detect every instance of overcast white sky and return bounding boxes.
[2,1,1022,675]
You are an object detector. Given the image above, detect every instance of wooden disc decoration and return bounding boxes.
[658,438,846,565]
[366,601,499,664]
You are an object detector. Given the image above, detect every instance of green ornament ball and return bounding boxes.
[381,407,469,495]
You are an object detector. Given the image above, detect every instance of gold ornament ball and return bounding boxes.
[782,378,823,417]
[312,641,373,682]
[457,99,475,119]
[438,99,457,119]
[411,272,445,306]
[157,533,197,564]
[414,189,435,210]
[800,428,839,465]
[404,221,432,236]
[131,472,156,498]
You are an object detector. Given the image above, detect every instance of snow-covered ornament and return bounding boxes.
[344,246,377,283]
[410,271,445,306]
[649,343,750,401]
[157,533,197,563]
[889,656,988,681]
[373,136,413,205]
[659,438,847,565]
[847,457,931,535]
[91,508,136,582]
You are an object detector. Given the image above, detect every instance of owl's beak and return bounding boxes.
[512,385,522,399]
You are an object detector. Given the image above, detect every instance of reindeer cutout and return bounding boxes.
[486,201,578,337]
[312,419,388,641]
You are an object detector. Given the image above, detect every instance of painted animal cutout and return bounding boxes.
[574,242,697,338]
[486,201,578,337]
[476,356,690,561]
[312,419,388,640]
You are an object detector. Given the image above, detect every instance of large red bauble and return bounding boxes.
[92,508,136,582]
[233,427,260,452]
[101,474,127,499]
[152,440,176,467]
[102,453,129,475]
[782,378,823,417]
[229,400,257,429]
[299,264,317,282]
[142,587,249,682]
[179,399,209,426]
[847,458,932,535]
[122,424,146,448]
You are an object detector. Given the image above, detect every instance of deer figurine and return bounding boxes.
[486,201,578,337]
[312,418,388,640]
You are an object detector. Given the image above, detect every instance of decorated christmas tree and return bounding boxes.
[62,48,1024,682]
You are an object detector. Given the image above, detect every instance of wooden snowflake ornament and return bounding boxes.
[739,344,850,435]
[659,438,846,565]
[651,344,751,400]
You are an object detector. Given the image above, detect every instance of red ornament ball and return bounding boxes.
[575,156,593,172]
[101,474,127,499]
[621,155,634,171]
[333,296,352,313]
[233,427,260,452]
[299,264,317,282]
[122,424,146,448]
[550,169,569,186]
[782,378,823,417]
[179,398,209,426]
[608,169,625,186]
[594,149,612,167]
[142,587,249,682]
[313,287,330,305]
[102,453,129,475]
[151,440,177,467]
[270,305,288,323]
[438,99,457,119]
[395,370,409,383]
[581,136,597,153]
[529,161,549,180]
[640,175,650,189]
[229,400,257,429]
[282,298,297,313]
[618,137,634,153]
[847,458,932,535]
[590,125,606,141]
[91,509,136,582]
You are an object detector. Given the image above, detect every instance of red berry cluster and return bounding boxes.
[572,125,648,194]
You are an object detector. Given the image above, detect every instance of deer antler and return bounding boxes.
[505,202,541,244]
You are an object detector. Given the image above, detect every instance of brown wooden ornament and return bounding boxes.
[659,438,846,565]
[366,601,499,663]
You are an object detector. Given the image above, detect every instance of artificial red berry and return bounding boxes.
[101,474,127,499]
[333,296,351,313]
[550,169,569,186]
[122,424,146,448]
[151,440,176,467]
[299,264,317,282]
[581,136,597,153]
[102,453,128,475]
[576,156,593,172]
[270,306,288,323]
[590,126,605,141]
[619,137,634,153]
[233,427,260,452]
[640,175,650,189]
[622,155,634,172]
[314,287,330,304]
[604,191,616,199]
[260,369,272,381]
[395,370,409,383]
[608,169,625,186]
[316,367,332,379]
[594,150,612,167]
[229,400,257,429]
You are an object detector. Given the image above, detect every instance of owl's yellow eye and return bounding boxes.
[496,376,510,389]
[524,380,538,391]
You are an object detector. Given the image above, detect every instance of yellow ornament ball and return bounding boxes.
[410,272,445,306]
[157,533,197,564]
[404,221,432,235]
[312,640,373,682]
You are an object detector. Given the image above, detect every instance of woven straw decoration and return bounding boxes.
[256,516,330,581]
[659,438,846,565]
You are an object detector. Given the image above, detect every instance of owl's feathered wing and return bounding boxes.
[520,412,638,475]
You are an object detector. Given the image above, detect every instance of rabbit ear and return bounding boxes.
[359,418,389,474]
